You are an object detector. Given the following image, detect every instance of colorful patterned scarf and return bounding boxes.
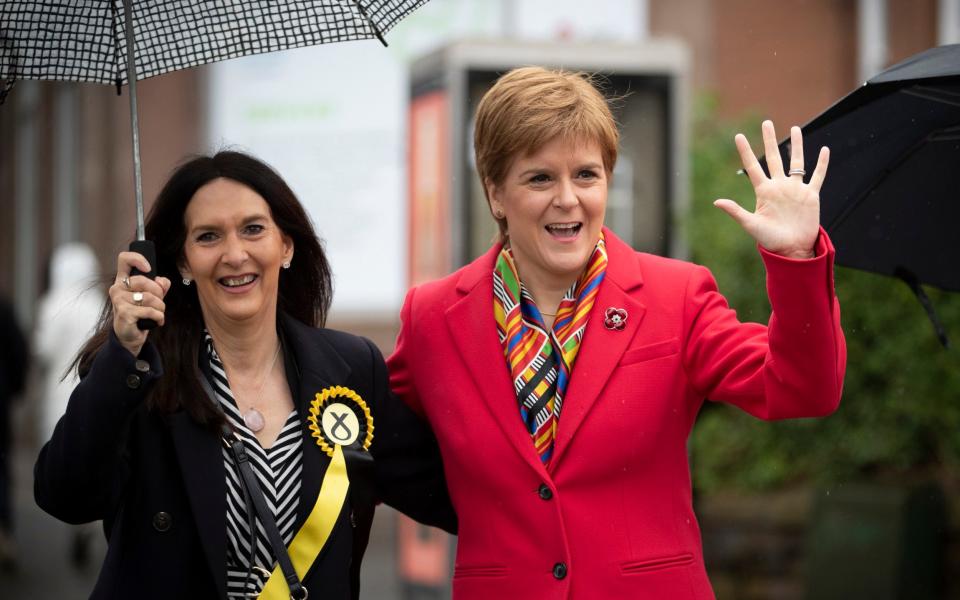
[493,235,607,464]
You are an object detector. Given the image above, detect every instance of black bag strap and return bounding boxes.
[223,428,308,600]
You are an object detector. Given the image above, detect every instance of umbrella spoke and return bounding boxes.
[901,84,960,107]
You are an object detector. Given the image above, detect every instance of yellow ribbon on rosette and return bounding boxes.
[258,386,374,600]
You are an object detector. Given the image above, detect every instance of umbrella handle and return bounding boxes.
[895,267,950,349]
[129,239,158,331]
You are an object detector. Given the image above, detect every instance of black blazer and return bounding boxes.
[34,314,456,599]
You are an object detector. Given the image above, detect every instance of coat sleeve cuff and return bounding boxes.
[86,332,164,400]
[757,226,836,305]
[758,225,833,263]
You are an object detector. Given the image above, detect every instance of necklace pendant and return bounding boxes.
[243,408,265,433]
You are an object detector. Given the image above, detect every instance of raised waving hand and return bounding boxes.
[714,120,829,259]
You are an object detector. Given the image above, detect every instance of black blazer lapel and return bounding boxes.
[168,411,228,600]
[279,315,352,526]
[164,315,355,600]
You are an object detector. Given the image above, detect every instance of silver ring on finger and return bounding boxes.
[121,276,131,289]
[788,168,806,177]
[133,291,144,306]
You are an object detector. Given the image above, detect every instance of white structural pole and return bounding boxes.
[939,0,960,44]
[858,0,888,83]
[637,0,649,39]
[500,0,515,38]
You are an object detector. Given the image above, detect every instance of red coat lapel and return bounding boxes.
[443,243,551,480]
[551,229,646,467]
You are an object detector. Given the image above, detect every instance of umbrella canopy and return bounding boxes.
[1,0,424,94]
[767,44,960,292]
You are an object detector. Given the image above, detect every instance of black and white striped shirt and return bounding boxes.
[204,335,303,598]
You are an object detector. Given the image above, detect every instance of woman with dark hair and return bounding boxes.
[35,151,455,599]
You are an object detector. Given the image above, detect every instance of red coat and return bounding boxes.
[387,228,845,599]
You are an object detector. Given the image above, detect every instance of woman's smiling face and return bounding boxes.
[487,136,607,289]
[180,177,293,325]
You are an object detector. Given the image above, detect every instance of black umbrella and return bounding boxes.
[1,0,426,325]
[765,44,960,346]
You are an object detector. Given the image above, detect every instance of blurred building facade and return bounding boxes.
[0,69,203,325]
[2,1,959,598]
[2,0,957,334]
[3,0,958,335]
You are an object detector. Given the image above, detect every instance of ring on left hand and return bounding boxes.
[121,276,131,289]
[133,291,144,306]
[788,168,806,177]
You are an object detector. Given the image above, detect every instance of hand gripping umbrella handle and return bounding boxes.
[129,239,158,331]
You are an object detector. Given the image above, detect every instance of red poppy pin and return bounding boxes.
[604,307,628,331]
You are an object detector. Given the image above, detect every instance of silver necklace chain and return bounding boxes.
[230,343,281,433]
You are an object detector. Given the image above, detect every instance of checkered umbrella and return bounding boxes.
[0,0,427,244]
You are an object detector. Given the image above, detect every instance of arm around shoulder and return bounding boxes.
[374,289,458,533]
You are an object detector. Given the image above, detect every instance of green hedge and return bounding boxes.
[686,98,960,492]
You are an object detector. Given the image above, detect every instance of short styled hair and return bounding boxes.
[473,66,620,235]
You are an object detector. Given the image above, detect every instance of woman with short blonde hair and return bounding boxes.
[389,66,845,599]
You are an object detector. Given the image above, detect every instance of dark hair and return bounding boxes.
[75,151,333,428]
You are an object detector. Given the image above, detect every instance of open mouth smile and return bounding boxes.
[545,222,582,239]
[218,273,258,291]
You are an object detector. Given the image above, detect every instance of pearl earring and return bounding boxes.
[182,278,192,286]
[282,261,291,269]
